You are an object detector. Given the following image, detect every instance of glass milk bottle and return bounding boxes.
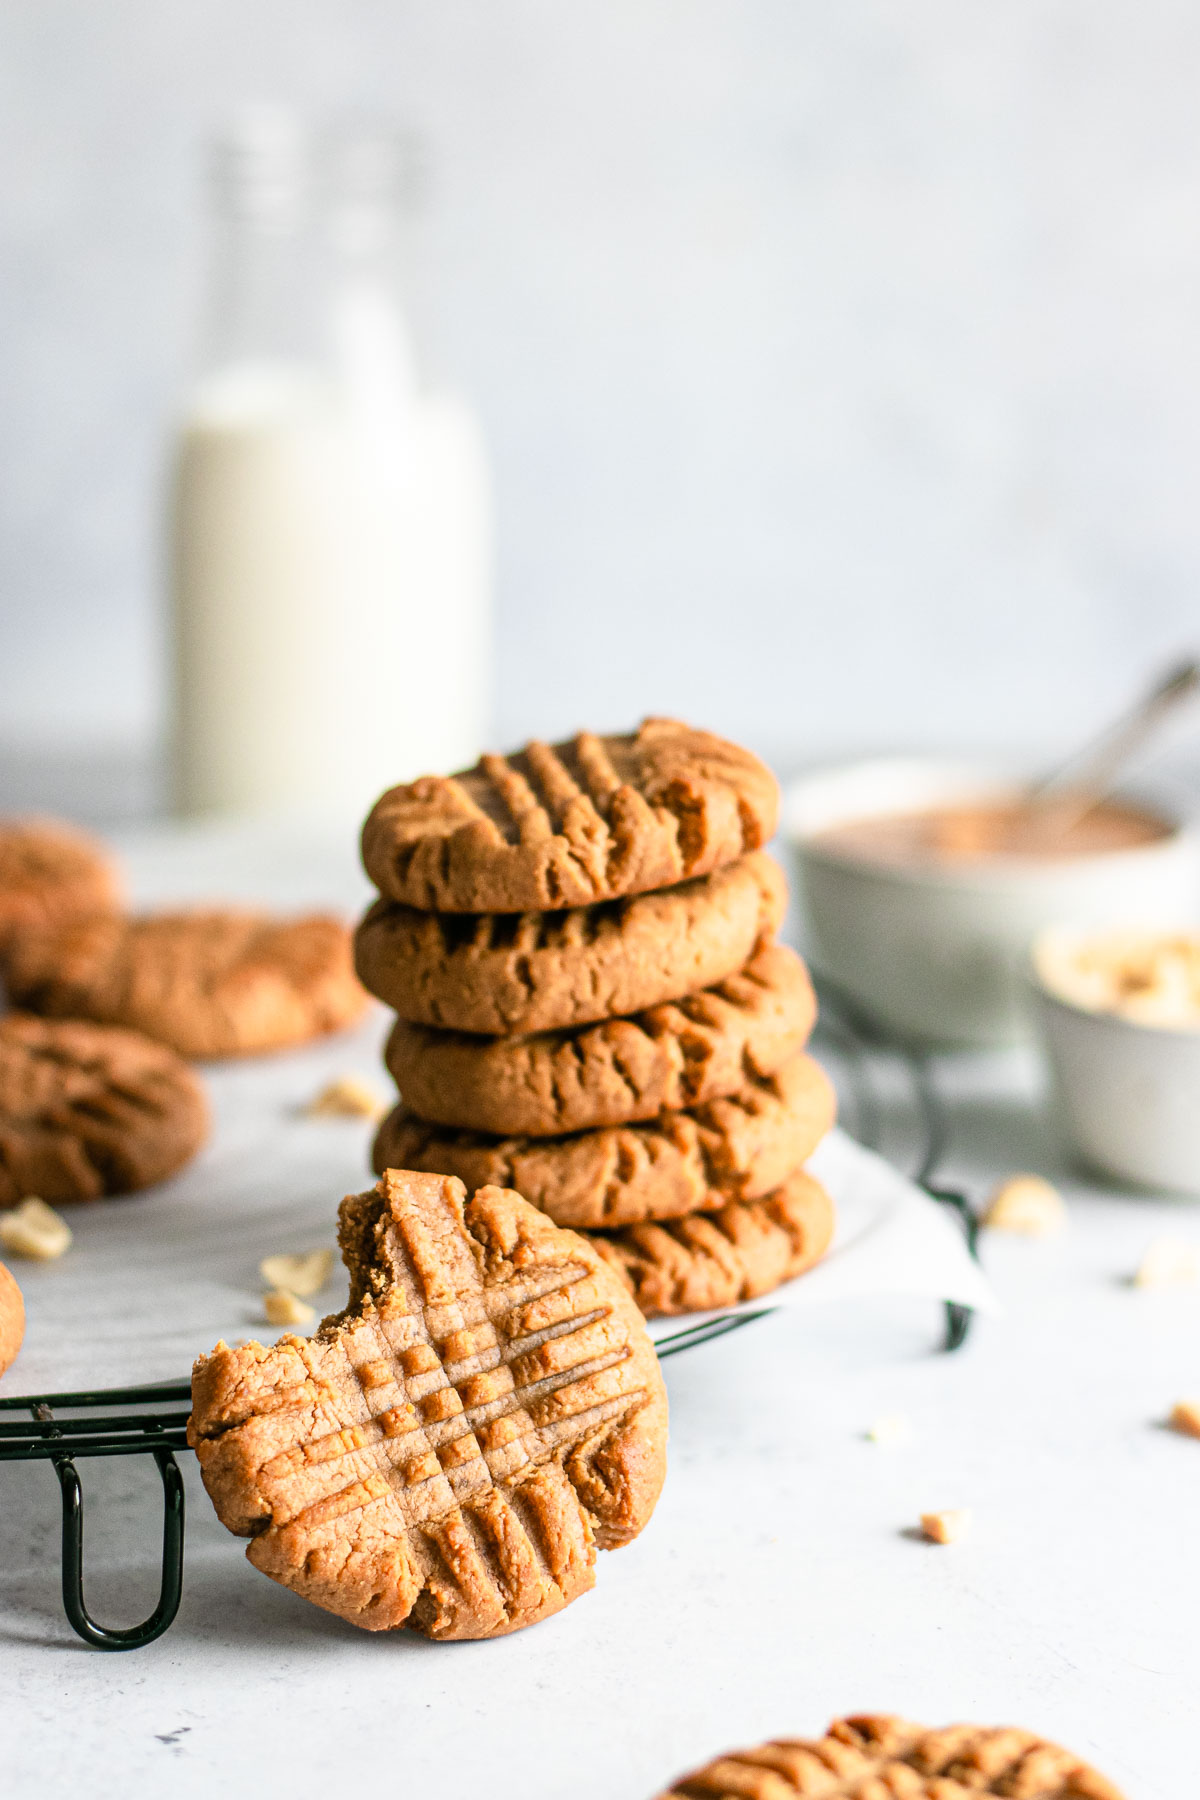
[168,115,492,820]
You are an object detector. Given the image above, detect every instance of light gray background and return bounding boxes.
[2,1,1200,796]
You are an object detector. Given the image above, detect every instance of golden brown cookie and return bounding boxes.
[356,851,786,1037]
[190,1169,668,1639]
[384,944,816,1137]
[0,1259,24,1377]
[0,1013,209,1204]
[362,717,779,913]
[654,1714,1124,1799]
[0,817,119,956]
[4,908,367,1059]
[591,1168,834,1317]
[373,1053,836,1231]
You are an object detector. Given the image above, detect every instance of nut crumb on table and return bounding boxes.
[920,1508,971,1545]
[303,1075,387,1120]
[1168,1399,1200,1439]
[262,1288,315,1327]
[981,1174,1065,1237]
[1134,1238,1200,1289]
[0,1196,72,1261]
[866,1412,913,1447]
[259,1248,334,1296]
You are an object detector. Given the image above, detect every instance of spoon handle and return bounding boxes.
[1027,656,1199,827]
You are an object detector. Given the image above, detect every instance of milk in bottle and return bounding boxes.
[169,115,491,819]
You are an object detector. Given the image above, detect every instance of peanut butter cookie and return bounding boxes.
[0,817,119,956]
[385,943,816,1137]
[0,1013,209,1204]
[356,851,786,1037]
[654,1714,1124,1799]
[4,909,367,1059]
[362,718,779,913]
[190,1169,668,1639]
[591,1168,834,1316]
[0,1259,24,1377]
[373,1053,836,1231]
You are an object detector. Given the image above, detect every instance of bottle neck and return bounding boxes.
[192,117,420,406]
[199,218,316,376]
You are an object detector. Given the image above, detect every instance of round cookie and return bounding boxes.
[373,1052,837,1231]
[4,909,367,1059]
[356,850,787,1037]
[190,1169,668,1640]
[362,717,779,913]
[590,1168,835,1317]
[653,1714,1124,1799]
[385,943,817,1137]
[0,1013,209,1204]
[0,1260,24,1377]
[0,817,119,956]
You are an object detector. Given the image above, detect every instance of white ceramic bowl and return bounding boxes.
[785,757,1200,1048]
[1030,932,1200,1194]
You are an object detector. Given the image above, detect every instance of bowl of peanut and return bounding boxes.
[1031,926,1200,1193]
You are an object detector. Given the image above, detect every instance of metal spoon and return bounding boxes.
[1026,655,1199,834]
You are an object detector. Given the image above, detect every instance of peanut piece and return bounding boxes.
[260,1249,334,1297]
[1037,929,1200,1028]
[1169,1400,1200,1440]
[304,1076,386,1121]
[0,1197,73,1261]
[981,1175,1065,1237]
[920,1508,971,1545]
[1134,1239,1200,1289]
[866,1412,913,1448]
[263,1289,316,1327]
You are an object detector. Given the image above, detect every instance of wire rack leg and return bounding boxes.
[814,983,982,1354]
[924,1187,981,1353]
[55,1447,186,1649]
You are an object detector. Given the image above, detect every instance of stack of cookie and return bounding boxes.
[355,719,837,1316]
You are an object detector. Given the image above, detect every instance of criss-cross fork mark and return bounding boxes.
[461,734,625,848]
[262,1257,643,1542]
[190,1175,667,1637]
[254,1255,647,1636]
[362,720,778,918]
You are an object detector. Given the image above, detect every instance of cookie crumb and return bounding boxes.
[866,1412,913,1447]
[303,1076,387,1121]
[263,1288,316,1326]
[260,1249,334,1297]
[1169,1399,1200,1439]
[981,1174,1065,1236]
[0,1197,73,1261]
[1134,1238,1200,1289]
[920,1508,971,1544]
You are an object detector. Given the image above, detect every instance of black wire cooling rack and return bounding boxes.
[0,988,980,1653]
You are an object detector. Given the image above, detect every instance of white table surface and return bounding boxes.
[2,824,1198,1800]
